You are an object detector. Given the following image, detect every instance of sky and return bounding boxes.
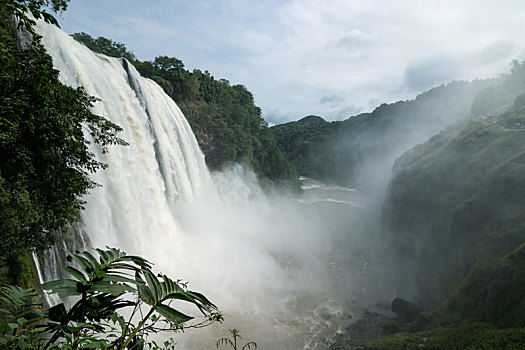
[56,0,525,125]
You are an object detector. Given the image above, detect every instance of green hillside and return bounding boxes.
[271,64,525,188]
[329,99,525,349]
[382,100,525,326]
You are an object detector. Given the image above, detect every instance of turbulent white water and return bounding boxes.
[36,22,390,349]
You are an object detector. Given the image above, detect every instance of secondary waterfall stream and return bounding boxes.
[35,21,391,349]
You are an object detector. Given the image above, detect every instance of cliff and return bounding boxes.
[382,101,525,326]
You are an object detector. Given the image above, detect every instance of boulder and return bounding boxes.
[391,297,424,322]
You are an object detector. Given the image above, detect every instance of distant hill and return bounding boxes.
[271,81,489,188]
[297,115,326,124]
[271,62,525,188]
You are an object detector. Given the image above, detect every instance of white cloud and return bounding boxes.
[58,0,525,123]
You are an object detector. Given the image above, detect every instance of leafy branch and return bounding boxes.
[0,247,222,349]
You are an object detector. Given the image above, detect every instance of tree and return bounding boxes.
[71,32,137,62]
[0,1,126,263]
[5,0,69,33]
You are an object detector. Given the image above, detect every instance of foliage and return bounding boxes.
[217,329,256,350]
[0,248,221,349]
[71,32,297,183]
[270,115,341,180]
[42,247,221,349]
[71,32,137,62]
[0,285,46,349]
[0,285,44,324]
[0,251,35,287]
[0,1,126,265]
[370,323,525,350]
[4,0,69,34]
[381,103,525,322]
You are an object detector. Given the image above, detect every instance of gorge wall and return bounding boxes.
[381,101,525,325]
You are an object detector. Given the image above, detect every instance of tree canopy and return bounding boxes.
[0,1,125,262]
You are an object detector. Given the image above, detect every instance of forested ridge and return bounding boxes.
[71,32,297,182]
[271,62,525,188]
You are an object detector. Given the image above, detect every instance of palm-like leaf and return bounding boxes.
[41,248,151,339]
[135,270,218,325]
[42,247,151,299]
[40,247,221,350]
[0,285,44,324]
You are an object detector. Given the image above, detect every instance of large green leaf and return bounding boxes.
[65,266,88,283]
[41,279,78,291]
[162,292,209,314]
[154,304,193,325]
[138,284,154,305]
[80,250,102,270]
[96,248,111,264]
[0,323,18,333]
[91,281,134,295]
[120,255,153,269]
[42,279,82,297]
[143,269,161,303]
[66,250,95,274]
[0,285,44,322]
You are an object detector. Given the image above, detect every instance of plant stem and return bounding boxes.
[119,308,154,350]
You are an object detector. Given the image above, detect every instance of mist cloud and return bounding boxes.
[404,55,461,92]
[320,94,344,105]
[471,40,515,65]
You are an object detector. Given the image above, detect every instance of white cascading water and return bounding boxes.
[36,21,391,349]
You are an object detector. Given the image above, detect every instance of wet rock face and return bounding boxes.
[329,310,391,349]
[391,297,424,323]
[329,308,406,349]
[329,298,428,349]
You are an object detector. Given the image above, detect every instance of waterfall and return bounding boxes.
[35,21,389,349]
[36,19,212,256]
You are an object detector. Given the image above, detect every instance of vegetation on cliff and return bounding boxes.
[383,100,525,312]
[372,98,525,347]
[0,0,125,285]
[71,32,296,182]
[328,97,525,349]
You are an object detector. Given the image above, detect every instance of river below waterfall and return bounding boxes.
[157,173,393,349]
